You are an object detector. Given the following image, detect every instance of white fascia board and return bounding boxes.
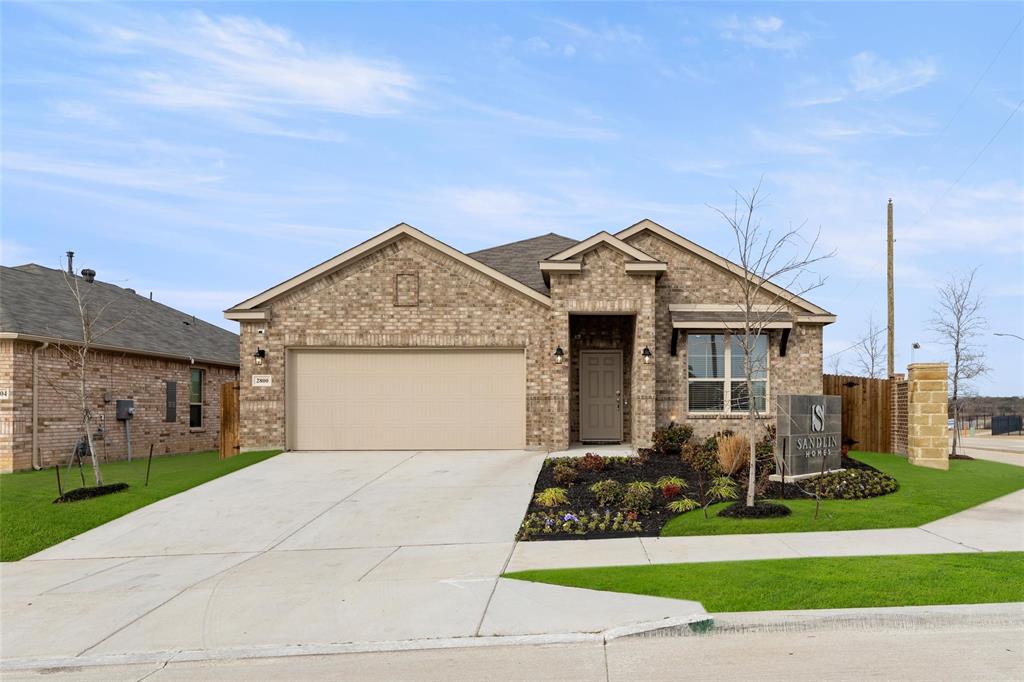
[547,231,658,262]
[672,321,794,330]
[224,310,270,321]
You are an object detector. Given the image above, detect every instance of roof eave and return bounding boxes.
[0,332,240,368]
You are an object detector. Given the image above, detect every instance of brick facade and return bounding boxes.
[235,229,828,453]
[0,339,237,472]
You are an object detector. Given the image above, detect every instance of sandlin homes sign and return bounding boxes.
[773,394,842,481]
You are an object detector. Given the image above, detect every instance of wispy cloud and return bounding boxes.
[717,14,805,52]
[3,151,224,194]
[848,52,938,95]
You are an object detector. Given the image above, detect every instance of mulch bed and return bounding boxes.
[950,453,975,460]
[718,501,792,518]
[54,482,129,504]
[520,452,889,541]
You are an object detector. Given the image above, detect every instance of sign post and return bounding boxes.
[772,394,842,482]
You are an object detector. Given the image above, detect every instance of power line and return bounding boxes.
[825,324,888,360]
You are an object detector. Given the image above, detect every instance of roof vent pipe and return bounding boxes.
[66,251,74,275]
[81,269,96,283]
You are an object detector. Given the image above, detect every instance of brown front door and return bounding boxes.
[579,350,623,442]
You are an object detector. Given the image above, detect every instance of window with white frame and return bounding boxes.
[687,333,768,413]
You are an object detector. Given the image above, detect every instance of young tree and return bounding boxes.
[825,353,844,376]
[48,265,130,485]
[851,314,887,379]
[929,268,988,457]
[710,180,835,507]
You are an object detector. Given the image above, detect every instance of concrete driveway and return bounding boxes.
[1,451,704,669]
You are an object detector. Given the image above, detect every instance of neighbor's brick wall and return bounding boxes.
[0,339,236,472]
[549,244,657,449]
[625,231,825,441]
[238,235,559,452]
[907,363,949,470]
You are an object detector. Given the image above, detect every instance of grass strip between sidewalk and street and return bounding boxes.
[506,552,1024,612]
[1,449,281,561]
[661,451,1024,536]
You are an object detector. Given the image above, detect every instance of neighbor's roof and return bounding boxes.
[469,233,578,293]
[0,264,239,366]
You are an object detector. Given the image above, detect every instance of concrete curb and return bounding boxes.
[0,614,713,673]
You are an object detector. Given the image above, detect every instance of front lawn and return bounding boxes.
[661,452,1024,536]
[506,552,1024,612]
[0,449,281,561]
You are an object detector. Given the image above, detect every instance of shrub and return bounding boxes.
[589,479,623,506]
[814,469,898,499]
[716,433,750,475]
[534,487,569,508]
[577,452,606,472]
[655,475,687,499]
[666,497,700,514]
[552,462,578,485]
[620,480,654,514]
[652,424,694,455]
[682,441,722,476]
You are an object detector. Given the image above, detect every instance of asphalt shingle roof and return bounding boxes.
[0,264,239,366]
[469,233,578,294]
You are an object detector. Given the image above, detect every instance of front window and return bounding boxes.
[190,368,204,428]
[688,333,768,413]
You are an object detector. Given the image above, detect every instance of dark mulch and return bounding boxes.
[718,500,792,518]
[521,452,894,541]
[54,482,129,504]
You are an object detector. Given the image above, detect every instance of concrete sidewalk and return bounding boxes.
[507,488,1024,572]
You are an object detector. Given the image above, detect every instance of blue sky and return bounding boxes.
[3,2,1022,395]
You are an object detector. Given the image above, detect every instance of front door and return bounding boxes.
[579,350,623,442]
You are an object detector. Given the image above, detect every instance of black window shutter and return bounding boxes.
[165,381,177,422]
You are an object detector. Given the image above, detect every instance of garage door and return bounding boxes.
[287,349,526,450]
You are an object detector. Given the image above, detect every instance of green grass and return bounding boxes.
[661,452,1024,537]
[0,449,280,561]
[507,552,1024,612]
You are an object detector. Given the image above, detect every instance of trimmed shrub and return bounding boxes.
[577,452,606,472]
[652,424,694,455]
[682,441,722,476]
[590,479,623,506]
[552,462,578,485]
[814,469,898,500]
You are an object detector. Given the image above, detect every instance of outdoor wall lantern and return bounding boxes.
[554,346,565,365]
[254,347,267,366]
[642,346,652,364]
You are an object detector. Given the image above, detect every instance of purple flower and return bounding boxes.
[563,513,579,522]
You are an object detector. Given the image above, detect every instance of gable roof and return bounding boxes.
[545,231,659,262]
[0,264,239,366]
[469,233,578,294]
[617,219,834,318]
[226,223,554,315]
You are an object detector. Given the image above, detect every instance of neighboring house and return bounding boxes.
[225,219,835,453]
[0,263,239,472]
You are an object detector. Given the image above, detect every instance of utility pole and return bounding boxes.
[887,199,895,378]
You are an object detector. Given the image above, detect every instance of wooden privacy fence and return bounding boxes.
[822,374,892,453]
[219,381,240,459]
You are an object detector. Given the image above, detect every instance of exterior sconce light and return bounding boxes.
[254,347,267,366]
[642,346,652,364]
[554,346,565,365]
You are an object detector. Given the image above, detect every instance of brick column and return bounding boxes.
[907,362,948,470]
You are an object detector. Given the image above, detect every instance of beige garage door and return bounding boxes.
[287,349,526,450]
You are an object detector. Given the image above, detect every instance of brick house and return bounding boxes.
[225,220,834,453]
[0,263,239,472]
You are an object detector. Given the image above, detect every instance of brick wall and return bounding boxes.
[0,339,237,472]
[238,235,558,452]
[625,231,825,440]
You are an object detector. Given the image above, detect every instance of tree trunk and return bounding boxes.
[84,421,102,486]
[745,369,757,508]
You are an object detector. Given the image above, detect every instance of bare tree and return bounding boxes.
[47,266,130,486]
[710,180,835,508]
[826,353,843,376]
[929,268,988,457]
[851,314,887,378]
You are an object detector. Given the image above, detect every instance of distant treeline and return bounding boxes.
[954,396,1024,417]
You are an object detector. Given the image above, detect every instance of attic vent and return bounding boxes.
[81,269,96,283]
[125,288,136,294]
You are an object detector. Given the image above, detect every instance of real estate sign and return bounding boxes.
[775,394,842,479]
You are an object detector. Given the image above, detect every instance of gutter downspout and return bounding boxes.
[32,342,49,470]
